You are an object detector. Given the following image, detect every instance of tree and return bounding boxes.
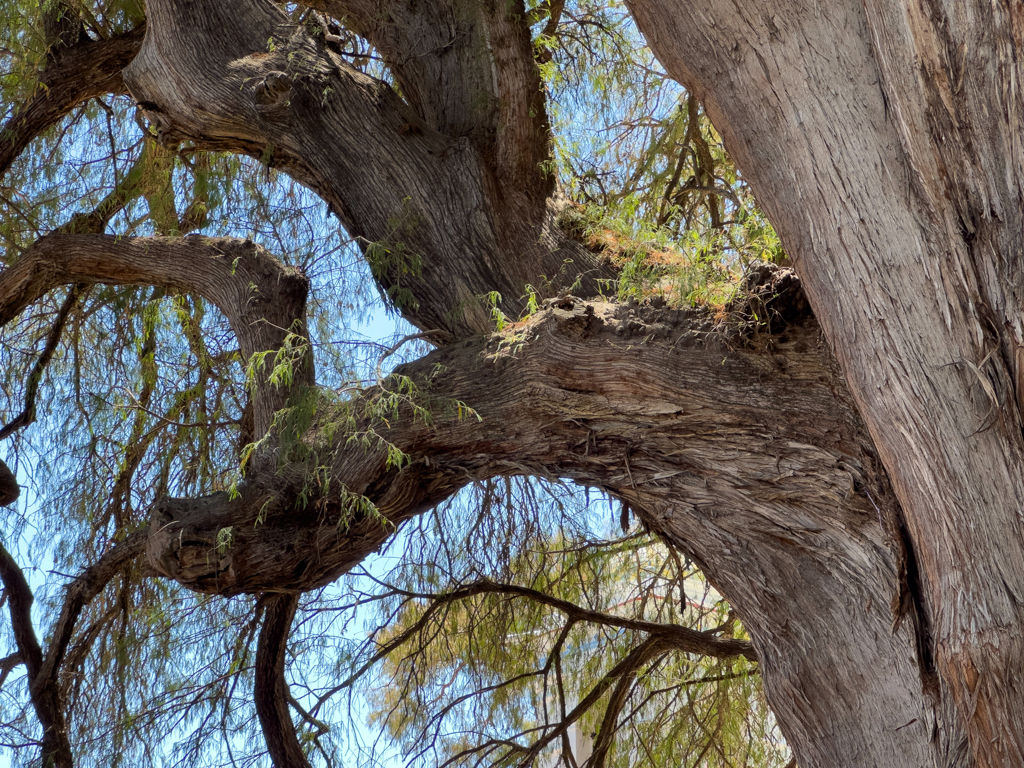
[0,0,1019,765]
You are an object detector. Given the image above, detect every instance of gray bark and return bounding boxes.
[121,0,615,337]
[626,0,1024,764]
[4,0,1019,764]
[0,231,938,767]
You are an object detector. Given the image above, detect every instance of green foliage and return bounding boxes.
[539,4,787,307]
[328,479,790,768]
[365,199,426,315]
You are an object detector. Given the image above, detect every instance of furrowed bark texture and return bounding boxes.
[300,0,552,196]
[142,289,936,766]
[121,0,614,337]
[0,219,931,766]
[626,0,1024,764]
[7,0,1011,764]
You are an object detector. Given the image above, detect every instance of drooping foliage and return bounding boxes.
[0,1,790,765]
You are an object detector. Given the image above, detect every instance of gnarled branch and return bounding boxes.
[0,233,311,436]
[122,0,614,336]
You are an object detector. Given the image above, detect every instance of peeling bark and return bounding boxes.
[5,0,1017,764]
[147,284,936,766]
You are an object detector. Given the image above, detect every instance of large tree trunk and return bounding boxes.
[121,0,1005,764]
[10,0,1019,764]
[627,0,1024,765]
[0,232,946,766]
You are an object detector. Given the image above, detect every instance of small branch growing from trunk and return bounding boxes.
[0,283,86,441]
[0,26,145,181]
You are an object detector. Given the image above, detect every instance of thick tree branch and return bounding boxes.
[129,272,931,767]
[0,233,311,436]
[138,282,894,596]
[0,26,145,181]
[122,0,614,336]
[304,0,552,196]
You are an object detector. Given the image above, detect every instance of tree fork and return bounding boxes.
[121,0,615,337]
[0,226,944,763]
[142,280,940,766]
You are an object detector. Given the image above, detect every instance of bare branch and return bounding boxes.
[0,283,86,441]
[0,542,71,767]
[374,577,755,661]
[254,593,312,768]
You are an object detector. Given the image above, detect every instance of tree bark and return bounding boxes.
[121,0,614,337]
[0,219,941,766]
[0,26,145,180]
[8,0,1019,764]
[626,0,1024,764]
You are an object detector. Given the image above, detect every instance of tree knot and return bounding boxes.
[255,71,293,108]
[547,297,597,341]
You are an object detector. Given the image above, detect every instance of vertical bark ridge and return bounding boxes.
[626,0,1024,763]
[302,0,553,198]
